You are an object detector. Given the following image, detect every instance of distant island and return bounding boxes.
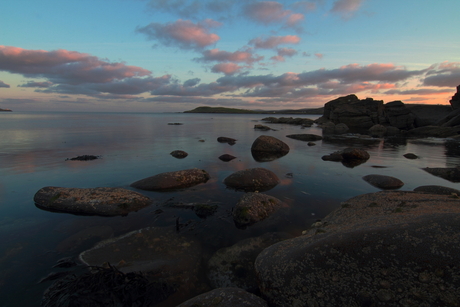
[0,108,12,112]
[184,106,324,115]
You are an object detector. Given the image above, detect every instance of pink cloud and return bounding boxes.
[314,53,324,59]
[278,48,298,57]
[195,48,263,64]
[0,80,10,88]
[287,13,305,26]
[136,19,221,50]
[270,55,286,62]
[243,1,304,28]
[211,63,243,75]
[330,0,365,19]
[249,35,301,49]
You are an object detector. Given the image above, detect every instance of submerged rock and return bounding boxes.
[207,233,290,292]
[285,134,322,142]
[414,185,460,195]
[217,137,236,145]
[176,287,268,307]
[66,155,100,161]
[218,154,236,162]
[255,191,460,307]
[363,174,404,190]
[130,168,210,191]
[223,168,279,192]
[422,166,460,182]
[232,193,283,227]
[403,152,418,159]
[34,187,152,216]
[170,150,188,159]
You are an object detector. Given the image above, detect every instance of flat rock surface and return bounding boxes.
[363,174,404,189]
[414,185,460,195]
[34,187,152,216]
[232,193,284,227]
[207,233,290,292]
[255,191,460,306]
[176,287,268,307]
[223,168,279,192]
[130,168,210,191]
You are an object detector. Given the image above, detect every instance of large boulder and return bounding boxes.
[383,100,415,130]
[223,168,279,192]
[176,288,268,307]
[207,233,290,292]
[251,135,289,162]
[130,168,210,191]
[406,104,452,126]
[33,187,151,216]
[232,193,284,227]
[255,191,460,307]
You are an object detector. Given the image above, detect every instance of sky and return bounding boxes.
[1,0,459,112]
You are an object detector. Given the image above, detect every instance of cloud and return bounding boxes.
[211,63,243,75]
[330,0,365,19]
[243,1,304,28]
[151,80,237,96]
[136,19,221,50]
[18,81,53,88]
[0,46,151,85]
[145,0,236,19]
[249,35,301,49]
[0,80,10,88]
[195,48,263,64]
[384,88,453,95]
[314,53,324,59]
[423,62,460,87]
[271,47,298,62]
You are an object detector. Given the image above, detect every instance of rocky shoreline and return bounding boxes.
[36,87,460,306]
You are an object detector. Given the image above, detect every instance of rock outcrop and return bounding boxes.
[223,168,279,192]
[255,191,460,307]
[130,168,210,191]
[450,85,460,110]
[34,187,151,216]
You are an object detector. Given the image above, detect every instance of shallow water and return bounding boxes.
[1,111,460,306]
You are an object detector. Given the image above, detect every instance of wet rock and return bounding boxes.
[254,124,272,131]
[79,227,203,305]
[207,233,290,292]
[34,187,152,216]
[404,126,460,138]
[218,154,236,162]
[193,204,218,218]
[403,153,418,159]
[217,137,236,145]
[422,166,460,182]
[414,185,460,195]
[341,147,370,161]
[307,142,316,146]
[363,174,404,189]
[130,168,210,191]
[285,134,322,142]
[321,152,343,162]
[251,135,289,162]
[66,155,100,161]
[176,287,268,307]
[232,193,283,227]
[255,191,460,307]
[57,226,113,252]
[170,150,188,159]
[223,168,279,192]
[42,265,174,307]
[369,124,386,137]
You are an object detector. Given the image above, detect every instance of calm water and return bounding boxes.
[1,111,460,306]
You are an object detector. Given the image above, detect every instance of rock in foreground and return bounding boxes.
[223,168,279,192]
[130,168,210,191]
[34,187,151,216]
[255,191,460,307]
[176,287,268,307]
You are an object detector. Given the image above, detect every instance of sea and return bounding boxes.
[1,111,460,306]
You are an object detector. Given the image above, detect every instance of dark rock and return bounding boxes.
[38,271,71,284]
[403,153,418,159]
[217,137,236,145]
[404,125,460,138]
[176,287,268,307]
[223,168,279,192]
[207,233,290,292]
[449,85,460,110]
[254,124,272,131]
[321,152,343,162]
[363,174,404,189]
[320,121,335,134]
[232,193,283,227]
[414,185,460,195]
[385,126,400,136]
[261,117,315,127]
[341,147,370,161]
[368,124,386,137]
[334,123,349,134]
[168,122,183,125]
[79,227,203,305]
[255,191,460,307]
[406,104,452,126]
[285,134,322,142]
[193,204,218,218]
[422,166,460,182]
[42,265,175,307]
[130,168,210,191]
[66,155,100,161]
[170,150,188,159]
[52,257,77,268]
[307,142,316,146]
[56,226,113,253]
[34,187,151,216]
[251,135,289,162]
[218,154,236,162]
[384,100,415,129]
